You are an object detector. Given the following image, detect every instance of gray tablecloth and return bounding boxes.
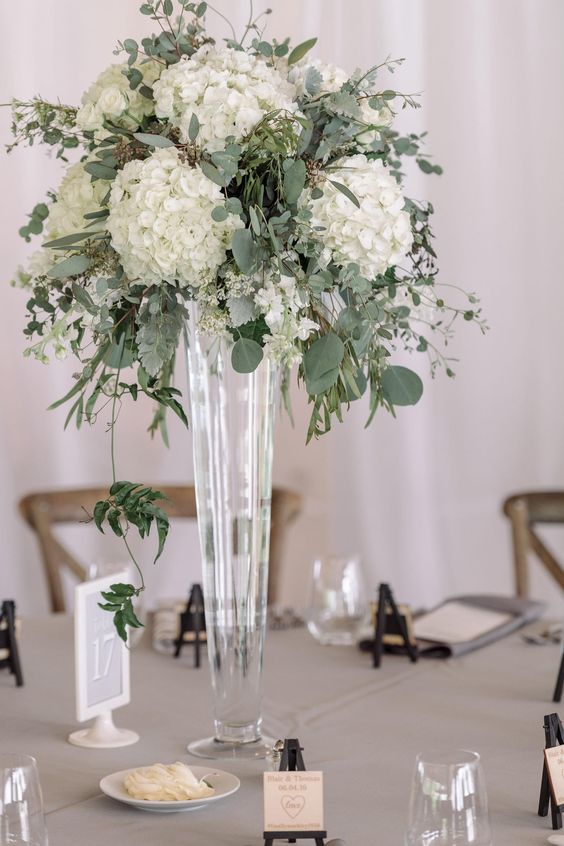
[0,615,560,845]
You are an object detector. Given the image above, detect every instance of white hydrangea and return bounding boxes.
[153,45,299,152]
[76,60,162,132]
[106,147,243,287]
[288,58,349,98]
[13,161,108,291]
[47,161,109,239]
[12,248,55,289]
[288,58,393,147]
[356,100,394,148]
[307,154,413,279]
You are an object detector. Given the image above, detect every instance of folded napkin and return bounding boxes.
[152,599,206,655]
[414,594,545,657]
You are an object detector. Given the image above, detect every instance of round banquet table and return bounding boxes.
[0,615,560,845]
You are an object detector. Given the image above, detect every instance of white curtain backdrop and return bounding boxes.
[1,0,563,615]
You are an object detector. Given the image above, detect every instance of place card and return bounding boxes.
[264,771,324,833]
[545,743,564,807]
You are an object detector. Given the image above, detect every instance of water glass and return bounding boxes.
[307,556,367,646]
[405,749,492,845]
[0,754,48,846]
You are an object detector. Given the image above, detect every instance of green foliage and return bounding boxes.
[6,98,82,159]
[93,481,170,564]
[97,582,143,643]
[381,365,424,406]
[287,38,318,66]
[232,337,263,373]
[19,203,50,242]
[133,132,175,148]
[231,229,260,274]
[135,289,187,377]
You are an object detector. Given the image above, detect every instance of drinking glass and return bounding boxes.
[307,556,367,646]
[405,749,492,846]
[0,754,48,846]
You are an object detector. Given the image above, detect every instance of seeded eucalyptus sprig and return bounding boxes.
[4,97,83,159]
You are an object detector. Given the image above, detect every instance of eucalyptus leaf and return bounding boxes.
[287,37,317,66]
[133,132,175,148]
[83,162,116,180]
[188,113,199,142]
[231,337,263,373]
[211,206,228,222]
[303,333,344,395]
[47,254,91,279]
[283,159,306,204]
[231,229,259,274]
[329,180,360,208]
[381,365,423,406]
[43,232,90,249]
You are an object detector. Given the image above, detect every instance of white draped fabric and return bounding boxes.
[1,0,563,614]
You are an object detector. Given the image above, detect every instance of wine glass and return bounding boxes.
[307,556,368,646]
[405,749,492,845]
[0,754,48,845]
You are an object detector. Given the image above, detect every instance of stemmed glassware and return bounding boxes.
[0,754,48,846]
[307,556,368,646]
[405,749,492,845]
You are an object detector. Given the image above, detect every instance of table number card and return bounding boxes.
[264,771,324,833]
[68,572,139,748]
[545,744,564,807]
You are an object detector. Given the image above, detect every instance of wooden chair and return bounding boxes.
[503,491,564,597]
[19,486,302,613]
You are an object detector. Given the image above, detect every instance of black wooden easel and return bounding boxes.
[264,739,327,846]
[554,653,564,703]
[538,712,564,829]
[373,583,418,668]
[0,600,23,687]
[174,583,206,668]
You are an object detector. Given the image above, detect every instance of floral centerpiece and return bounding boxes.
[7,0,483,757]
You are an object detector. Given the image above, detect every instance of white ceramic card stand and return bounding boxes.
[69,710,139,748]
[69,572,139,749]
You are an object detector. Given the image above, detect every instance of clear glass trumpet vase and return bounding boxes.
[184,306,278,759]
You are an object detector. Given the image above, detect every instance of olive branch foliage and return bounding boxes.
[5,0,486,640]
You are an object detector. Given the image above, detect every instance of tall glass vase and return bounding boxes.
[184,306,278,759]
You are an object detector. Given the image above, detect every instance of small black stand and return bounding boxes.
[264,739,327,846]
[553,653,564,703]
[0,600,23,687]
[373,583,418,668]
[538,712,564,829]
[174,583,206,668]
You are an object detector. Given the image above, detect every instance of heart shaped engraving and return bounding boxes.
[281,794,306,819]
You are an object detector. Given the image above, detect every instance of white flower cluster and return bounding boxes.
[48,161,109,238]
[76,60,162,132]
[107,147,243,287]
[288,58,392,148]
[23,312,79,364]
[254,269,318,367]
[14,160,107,291]
[154,45,299,152]
[307,154,413,279]
[288,58,348,98]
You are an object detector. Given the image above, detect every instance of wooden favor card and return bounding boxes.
[263,739,327,846]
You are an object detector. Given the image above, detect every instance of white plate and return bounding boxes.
[99,765,240,813]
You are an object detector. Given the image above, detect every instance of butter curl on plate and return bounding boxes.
[124,762,215,801]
